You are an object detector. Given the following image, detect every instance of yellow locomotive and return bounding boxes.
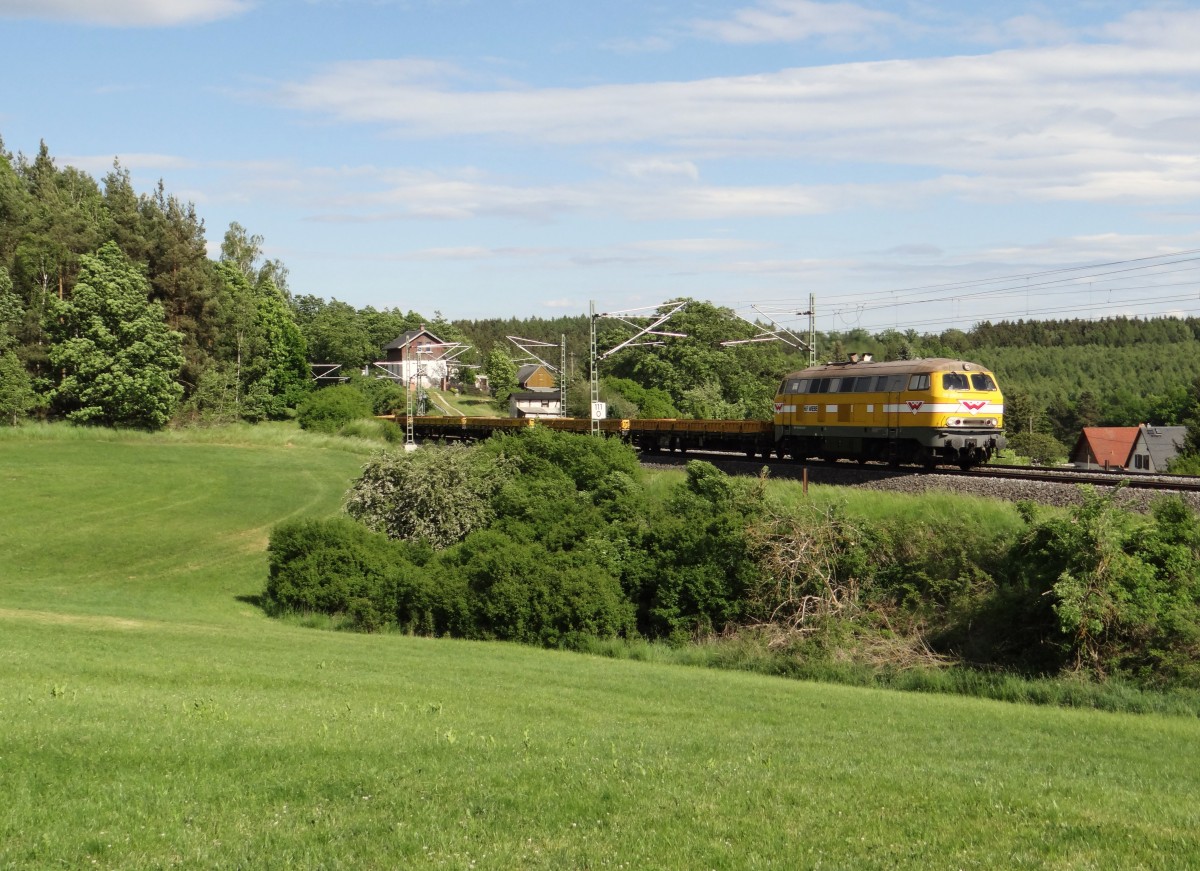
[773,356,1006,468]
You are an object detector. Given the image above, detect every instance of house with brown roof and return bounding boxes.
[380,325,451,389]
[508,363,562,418]
[515,363,555,390]
[1071,425,1187,472]
[1071,427,1138,470]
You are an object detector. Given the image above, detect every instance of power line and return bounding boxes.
[724,248,1200,336]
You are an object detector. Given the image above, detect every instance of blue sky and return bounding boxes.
[3,0,1200,337]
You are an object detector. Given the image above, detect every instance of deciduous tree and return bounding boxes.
[484,347,518,403]
[46,242,183,428]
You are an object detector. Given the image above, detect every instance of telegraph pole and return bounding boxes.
[560,333,567,422]
[589,301,600,436]
[804,294,816,365]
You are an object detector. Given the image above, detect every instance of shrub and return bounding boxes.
[338,417,403,443]
[296,385,373,433]
[1007,431,1068,465]
[625,462,765,641]
[979,490,1200,685]
[438,528,634,645]
[601,377,680,419]
[352,376,408,416]
[265,517,400,622]
[480,426,643,495]
[345,442,516,548]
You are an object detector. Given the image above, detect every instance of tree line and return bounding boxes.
[0,138,446,427]
[5,134,1200,467]
[0,138,314,426]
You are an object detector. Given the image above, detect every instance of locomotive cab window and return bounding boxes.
[942,373,969,391]
[970,373,997,391]
[813,378,831,394]
[908,374,930,391]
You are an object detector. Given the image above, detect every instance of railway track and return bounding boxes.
[639,450,1200,500]
[955,463,1200,493]
[643,449,1200,491]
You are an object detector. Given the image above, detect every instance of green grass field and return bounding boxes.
[2,426,1200,869]
[426,388,502,417]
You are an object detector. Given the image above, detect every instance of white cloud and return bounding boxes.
[273,11,1200,210]
[949,12,1074,48]
[690,0,899,45]
[297,164,850,223]
[0,0,252,26]
[615,158,700,181]
[1102,8,1200,48]
[629,238,766,254]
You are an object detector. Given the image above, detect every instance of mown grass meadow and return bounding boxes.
[2,426,1200,869]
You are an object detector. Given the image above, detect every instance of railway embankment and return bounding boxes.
[642,453,1200,513]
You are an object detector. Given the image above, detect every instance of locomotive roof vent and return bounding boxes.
[862,353,873,363]
[848,353,859,363]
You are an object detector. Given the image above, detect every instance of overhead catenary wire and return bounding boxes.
[718,248,1200,337]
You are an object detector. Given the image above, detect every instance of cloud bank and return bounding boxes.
[272,9,1200,212]
[0,0,250,27]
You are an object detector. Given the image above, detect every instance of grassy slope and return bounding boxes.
[425,388,501,417]
[2,427,1199,869]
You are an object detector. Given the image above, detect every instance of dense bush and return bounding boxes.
[624,461,766,642]
[268,434,763,646]
[337,417,403,443]
[433,529,634,644]
[266,517,401,628]
[602,376,680,419]
[351,375,408,416]
[265,514,633,643]
[267,429,1200,694]
[345,442,515,547]
[296,385,373,433]
[1007,431,1068,465]
[948,490,1200,685]
[479,425,643,494]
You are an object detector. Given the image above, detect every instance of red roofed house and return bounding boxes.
[1071,425,1187,472]
[1071,427,1138,470]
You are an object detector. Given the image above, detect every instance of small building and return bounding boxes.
[380,325,450,389]
[508,363,562,418]
[510,390,562,418]
[1135,425,1187,472]
[515,363,555,390]
[1071,425,1186,472]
